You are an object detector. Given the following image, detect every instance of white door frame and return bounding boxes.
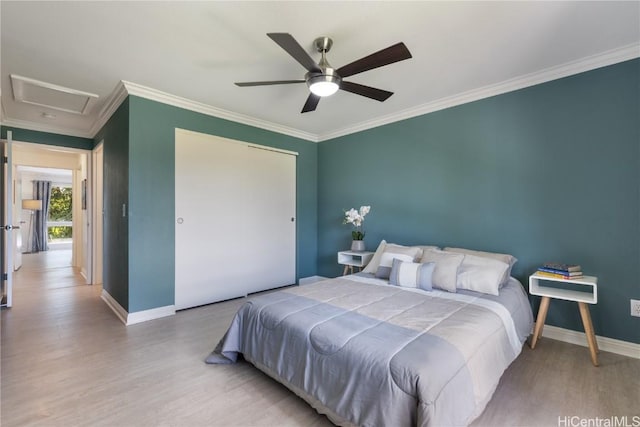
[90,141,103,285]
[1,132,15,307]
[8,140,94,284]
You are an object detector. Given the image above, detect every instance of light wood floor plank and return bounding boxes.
[2,251,639,426]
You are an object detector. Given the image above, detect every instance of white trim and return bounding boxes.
[2,43,638,144]
[537,323,640,360]
[247,142,298,156]
[101,289,128,325]
[298,276,329,285]
[317,43,640,142]
[122,81,319,142]
[176,127,299,156]
[88,81,129,137]
[101,289,176,325]
[127,304,175,325]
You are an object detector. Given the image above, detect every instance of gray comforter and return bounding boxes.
[206,275,533,427]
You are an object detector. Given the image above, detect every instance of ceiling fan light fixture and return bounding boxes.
[236,33,412,112]
[307,74,341,97]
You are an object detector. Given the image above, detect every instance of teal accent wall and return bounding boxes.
[318,59,640,344]
[1,126,93,150]
[126,96,318,312]
[94,99,130,310]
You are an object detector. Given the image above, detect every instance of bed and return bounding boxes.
[206,245,533,427]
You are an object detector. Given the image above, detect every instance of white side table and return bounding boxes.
[529,272,599,366]
[337,251,374,276]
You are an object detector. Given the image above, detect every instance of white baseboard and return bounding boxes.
[538,323,640,359]
[298,275,329,285]
[101,290,128,324]
[101,289,175,325]
[127,305,175,325]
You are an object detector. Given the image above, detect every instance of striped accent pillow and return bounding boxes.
[389,259,435,291]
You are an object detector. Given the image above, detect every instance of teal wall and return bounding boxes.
[1,126,93,150]
[94,100,130,310]
[126,96,318,312]
[5,59,637,345]
[318,59,640,344]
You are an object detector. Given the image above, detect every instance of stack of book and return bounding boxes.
[537,262,583,280]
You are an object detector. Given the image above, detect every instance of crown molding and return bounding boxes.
[317,42,640,142]
[3,43,638,144]
[88,80,129,137]
[121,81,319,142]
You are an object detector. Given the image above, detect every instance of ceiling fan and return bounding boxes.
[235,33,412,113]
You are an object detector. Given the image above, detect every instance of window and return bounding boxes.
[48,186,72,241]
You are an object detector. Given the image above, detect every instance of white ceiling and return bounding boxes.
[1,1,639,142]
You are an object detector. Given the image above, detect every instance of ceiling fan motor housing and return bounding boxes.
[314,36,333,53]
[307,36,341,95]
[306,68,342,92]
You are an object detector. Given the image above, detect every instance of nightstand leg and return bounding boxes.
[578,302,599,366]
[342,265,349,276]
[531,296,550,349]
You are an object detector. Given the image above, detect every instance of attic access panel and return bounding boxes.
[11,74,98,115]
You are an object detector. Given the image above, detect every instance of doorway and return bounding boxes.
[5,140,101,301]
[18,166,74,265]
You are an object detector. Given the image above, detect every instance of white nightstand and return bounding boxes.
[529,271,599,366]
[337,251,374,276]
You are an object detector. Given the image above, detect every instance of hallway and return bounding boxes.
[0,250,111,425]
[16,249,82,289]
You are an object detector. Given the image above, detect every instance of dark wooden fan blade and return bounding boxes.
[340,81,393,102]
[235,80,305,87]
[267,33,321,73]
[337,42,412,78]
[301,94,320,113]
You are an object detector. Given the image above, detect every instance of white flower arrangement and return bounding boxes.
[343,205,371,240]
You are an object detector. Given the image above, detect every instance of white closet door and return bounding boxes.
[243,146,296,294]
[175,129,296,310]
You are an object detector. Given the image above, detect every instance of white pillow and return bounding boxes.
[362,240,387,274]
[445,247,517,285]
[419,249,464,293]
[389,259,435,291]
[415,245,439,253]
[455,254,509,296]
[375,244,423,279]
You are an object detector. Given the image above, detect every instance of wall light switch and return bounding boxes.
[631,299,640,317]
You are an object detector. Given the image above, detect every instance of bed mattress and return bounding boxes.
[206,274,533,426]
